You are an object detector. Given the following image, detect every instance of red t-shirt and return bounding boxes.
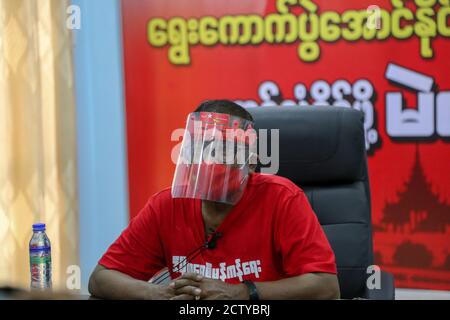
[99,173,337,283]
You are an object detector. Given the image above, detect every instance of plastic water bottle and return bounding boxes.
[29,223,52,289]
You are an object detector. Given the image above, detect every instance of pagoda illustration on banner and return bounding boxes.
[382,146,450,233]
[373,145,450,290]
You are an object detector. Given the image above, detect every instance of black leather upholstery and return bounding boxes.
[248,106,394,299]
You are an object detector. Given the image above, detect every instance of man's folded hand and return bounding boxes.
[169,273,248,300]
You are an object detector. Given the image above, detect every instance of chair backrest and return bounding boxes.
[249,106,374,299]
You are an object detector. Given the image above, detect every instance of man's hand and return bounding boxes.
[145,284,176,300]
[89,264,178,300]
[169,273,248,300]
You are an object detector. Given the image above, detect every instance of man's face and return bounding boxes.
[172,111,257,205]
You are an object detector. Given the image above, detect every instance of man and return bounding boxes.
[89,100,340,300]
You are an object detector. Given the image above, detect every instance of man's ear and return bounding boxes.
[248,152,258,174]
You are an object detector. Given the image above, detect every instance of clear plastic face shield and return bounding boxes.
[171,111,257,205]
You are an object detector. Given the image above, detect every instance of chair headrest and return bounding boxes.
[248,106,366,184]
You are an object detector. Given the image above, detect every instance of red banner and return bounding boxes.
[121,0,450,290]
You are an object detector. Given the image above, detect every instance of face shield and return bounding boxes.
[171,111,257,205]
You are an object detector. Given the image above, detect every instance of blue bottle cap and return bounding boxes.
[32,223,46,231]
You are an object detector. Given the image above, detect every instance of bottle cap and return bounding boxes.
[32,223,46,231]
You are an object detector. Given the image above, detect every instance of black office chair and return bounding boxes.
[249,106,395,299]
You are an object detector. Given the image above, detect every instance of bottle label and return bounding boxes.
[30,256,52,264]
[29,246,50,252]
[30,247,51,286]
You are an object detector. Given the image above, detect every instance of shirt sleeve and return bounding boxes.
[275,191,337,276]
[98,199,165,281]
